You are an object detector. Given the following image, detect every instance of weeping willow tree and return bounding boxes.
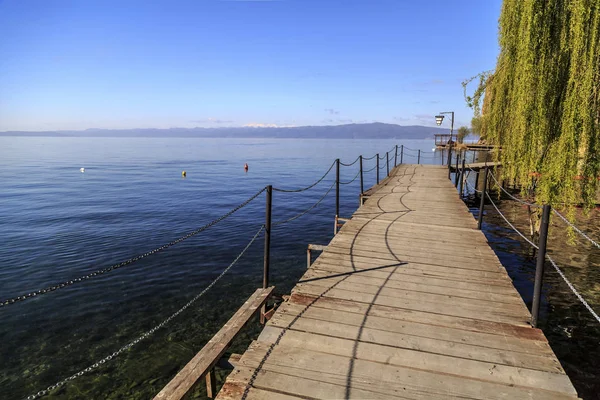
[464,0,600,209]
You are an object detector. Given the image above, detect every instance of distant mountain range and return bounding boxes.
[0,123,449,139]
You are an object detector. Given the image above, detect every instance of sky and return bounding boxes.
[0,0,503,131]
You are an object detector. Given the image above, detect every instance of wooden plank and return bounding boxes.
[272,302,554,354]
[235,341,577,400]
[154,287,274,400]
[257,327,570,389]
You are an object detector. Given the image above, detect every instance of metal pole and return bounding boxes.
[454,153,460,187]
[394,145,398,167]
[441,148,445,166]
[359,155,364,194]
[477,167,488,230]
[447,111,454,179]
[263,185,272,289]
[400,146,404,164]
[335,158,340,218]
[531,204,551,328]
[418,149,421,165]
[376,154,380,184]
[386,152,390,176]
[459,158,465,197]
[472,151,476,163]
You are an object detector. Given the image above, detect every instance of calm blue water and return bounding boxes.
[0,137,444,399]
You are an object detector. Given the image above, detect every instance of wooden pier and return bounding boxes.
[214,164,578,400]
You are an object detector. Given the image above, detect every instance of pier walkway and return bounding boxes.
[217,164,578,400]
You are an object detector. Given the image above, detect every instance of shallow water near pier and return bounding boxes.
[1,137,599,399]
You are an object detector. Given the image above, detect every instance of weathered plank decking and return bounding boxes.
[217,164,579,400]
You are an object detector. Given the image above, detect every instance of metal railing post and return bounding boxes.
[418,149,421,165]
[261,185,272,324]
[459,158,466,197]
[454,153,460,187]
[447,143,453,179]
[335,158,340,219]
[531,204,551,328]
[477,167,488,229]
[376,154,380,184]
[400,145,404,164]
[394,145,398,167]
[386,152,390,176]
[359,155,364,195]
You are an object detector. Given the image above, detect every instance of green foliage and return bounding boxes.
[464,0,600,208]
[457,126,470,143]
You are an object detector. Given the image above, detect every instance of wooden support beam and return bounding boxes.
[205,369,216,398]
[154,286,275,400]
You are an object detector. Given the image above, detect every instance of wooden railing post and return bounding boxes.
[459,158,466,197]
[359,155,364,195]
[400,145,404,164]
[394,145,398,166]
[261,185,272,324]
[477,167,488,230]
[418,149,421,165]
[376,154,380,184]
[531,204,551,328]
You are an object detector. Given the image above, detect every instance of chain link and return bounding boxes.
[363,164,377,173]
[26,225,265,400]
[272,181,335,226]
[272,160,336,193]
[339,169,361,185]
[488,171,540,208]
[486,192,539,248]
[546,254,600,324]
[2,187,266,308]
[362,154,378,160]
[339,156,360,167]
[552,210,600,250]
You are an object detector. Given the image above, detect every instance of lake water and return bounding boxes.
[0,137,598,399]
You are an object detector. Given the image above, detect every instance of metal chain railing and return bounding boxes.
[546,254,600,324]
[488,171,540,208]
[552,210,600,250]
[485,191,538,248]
[272,160,336,193]
[25,224,265,400]
[1,187,267,308]
[339,169,361,185]
[484,190,600,325]
[362,154,378,161]
[339,156,360,167]
[272,181,335,226]
[464,178,482,193]
[363,164,377,173]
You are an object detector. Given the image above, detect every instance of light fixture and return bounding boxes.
[435,115,444,126]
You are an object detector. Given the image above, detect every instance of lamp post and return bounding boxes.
[435,111,454,179]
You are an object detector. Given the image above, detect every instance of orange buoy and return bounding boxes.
[244,163,249,172]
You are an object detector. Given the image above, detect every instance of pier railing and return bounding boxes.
[455,152,600,328]
[11,143,415,400]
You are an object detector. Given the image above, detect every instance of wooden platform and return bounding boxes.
[450,161,502,171]
[217,164,578,400]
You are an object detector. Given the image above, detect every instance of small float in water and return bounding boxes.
[80,168,85,173]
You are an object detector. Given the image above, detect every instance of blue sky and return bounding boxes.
[0,0,502,131]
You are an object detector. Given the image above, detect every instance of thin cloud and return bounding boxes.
[191,118,233,124]
[324,108,340,115]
